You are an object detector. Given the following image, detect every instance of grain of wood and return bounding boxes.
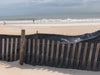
[31,39,35,64]
[50,40,54,64]
[36,39,40,63]
[2,39,5,60]
[46,40,50,64]
[71,43,76,66]
[93,43,100,71]
[82,42,88,67]
[14,38,18,61]
[76,43,82,66]
[87,43,94,70]
[10,38,13,61]
[41,39,45,64]
[59,42,65,66]
[27,39,31,64]
[65,42,71,66]
[6,38,9,61]
[55,41,60,65]
[19,30,25,65]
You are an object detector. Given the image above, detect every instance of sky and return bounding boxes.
[0,0,100,16]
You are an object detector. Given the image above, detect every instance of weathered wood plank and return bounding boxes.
[82,42,88,67]
[46,40,50,64]
[6,38,9,61]
[71,43,76,66]
[93,43,100,71]
[31,39,35,64]
[27,39,31,64]
[76,43,82,67]
[10,38,13,61]
[55,41,60,65]
[14,38,18,61]
[2,39,5,60]
[41,39,45,64]
[59,42,65,66]
[87,43,94,70]
[50,40,54,64]
[36,39,40,63]
[65,42,71,66]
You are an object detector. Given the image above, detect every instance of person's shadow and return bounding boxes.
[0,60,99,75]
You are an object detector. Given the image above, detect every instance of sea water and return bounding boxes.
[0,13,100,24]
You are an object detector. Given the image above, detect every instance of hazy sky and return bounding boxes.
[0,0,100,16]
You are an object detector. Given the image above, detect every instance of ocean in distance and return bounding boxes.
[0,13,100,24]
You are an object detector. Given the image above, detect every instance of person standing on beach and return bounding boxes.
[33,19,35,24]
[3,21,6,25]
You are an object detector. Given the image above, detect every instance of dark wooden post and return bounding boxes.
[19,29,26,65]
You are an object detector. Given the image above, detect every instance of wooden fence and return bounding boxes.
[0,30,100,71]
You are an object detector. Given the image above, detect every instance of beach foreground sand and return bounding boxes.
[0,61,100,75]
[0,23,100,75]
[0,23,100,35]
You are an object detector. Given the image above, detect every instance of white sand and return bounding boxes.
[0,61,99,75]
[0,23,100,35]
[0,23,100,75]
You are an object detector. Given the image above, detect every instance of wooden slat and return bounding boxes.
[46,40,50,64]
[27,39,31,63]
[31,39,35,64]
[59,42,65,66]
[50,40,54,64]
[55,41,60,65]
[2,39,5,60]
[65,42,71,66]
[14,38,18,61]
[87,43,94,70]
[41,39,45,64]
[6,38,9,61]
[99,64,100,71]
[82,42,88,67]
[36,39,40,63]
[76,43,82,67]
[71,43,76,66]
[93,43,100,71]
[10,38,13,61]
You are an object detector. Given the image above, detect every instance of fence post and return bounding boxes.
[19,29,26,65]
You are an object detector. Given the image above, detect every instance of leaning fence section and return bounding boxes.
[0,30,100,71]
[24,38,100,71]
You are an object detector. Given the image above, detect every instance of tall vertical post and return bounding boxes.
[19,29,26,65]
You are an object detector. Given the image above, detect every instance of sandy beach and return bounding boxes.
[0,23,100,75]
[0,23,100,35]
[0,61,100,75]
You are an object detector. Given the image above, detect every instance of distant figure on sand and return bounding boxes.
[33,19,35,24]
[3,21,6,25]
